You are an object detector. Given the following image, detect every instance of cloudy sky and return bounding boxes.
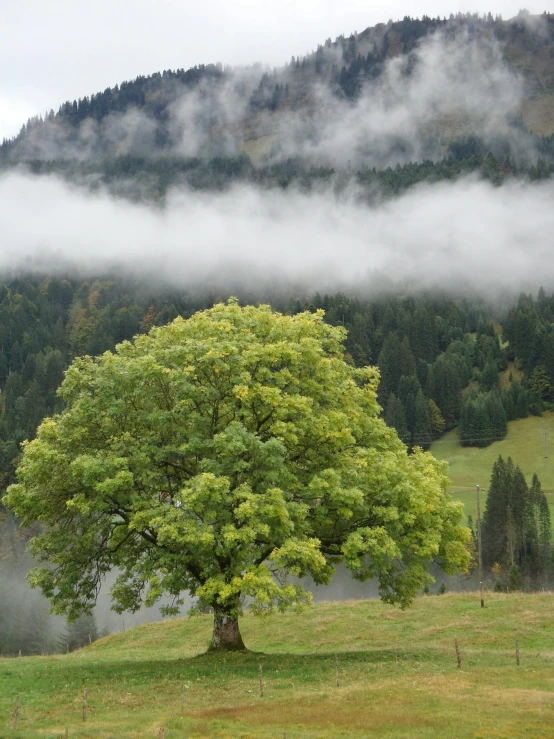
[0,1,547,140]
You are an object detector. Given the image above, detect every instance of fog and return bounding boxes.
[1,169,552,299]
[266,25,531,168]
[6,22,539,169]
[303,564,481,602]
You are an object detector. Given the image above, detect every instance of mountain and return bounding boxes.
[3,11,554,193]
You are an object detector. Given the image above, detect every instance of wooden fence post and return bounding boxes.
[159,727,165,739]
[259,663,264,697]
[335,653,340,687]
[12,695,19,731]
[454,639,462,669]
[516,640,520,666]
[82,688,87,722]
[395,650,398,671]
[181,682,185,713]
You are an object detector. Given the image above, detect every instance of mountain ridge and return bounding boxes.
[4,11,554,171]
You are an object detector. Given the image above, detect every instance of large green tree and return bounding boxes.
[4,301,469,651]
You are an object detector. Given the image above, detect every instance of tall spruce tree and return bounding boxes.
[482,455,510,567]
[384,392,410,445]
[482,457,550,582]
[413,389,433,449]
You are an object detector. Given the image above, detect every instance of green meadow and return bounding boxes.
[431,412,554,534]
[1,593,553,738]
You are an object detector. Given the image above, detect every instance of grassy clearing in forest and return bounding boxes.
[431,412,554,535]
[1,593,553,738]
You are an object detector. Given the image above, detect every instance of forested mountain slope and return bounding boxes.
[3,12,554,197]
[0,276,550,496]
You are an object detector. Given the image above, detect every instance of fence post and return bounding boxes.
[516,640,520,666]
[82,688,87,722]
[454,639,462,669]
[259,663,264,697]
[335,653,340,687]
[12,695,19,731]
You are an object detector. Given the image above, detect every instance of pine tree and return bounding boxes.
[397,374,421,437]
[485,393,507,441]
[412,389,433,449]
[482,457,548,581]
[538,488,552,579]
[58,614,99,653]
[428,399,445,438]
[431,356,461,429]
[473,398,493,448]
[384,393,410,445]
[480,360,499,391]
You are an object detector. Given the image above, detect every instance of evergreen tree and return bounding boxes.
[485,392,507,441]
[431,355,461,429]
[412,389,433,449]
[428,398,445,438]
[482,456,511,568]
[58,614,99,653]
[384,392,410,445]
[480,360,499,391]
[397,374,421,436]
[482,457,549,581]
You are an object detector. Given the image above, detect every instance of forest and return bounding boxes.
[0,277,549,490]
[0,276,553,657]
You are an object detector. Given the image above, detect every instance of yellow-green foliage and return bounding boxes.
[4,301,469,635]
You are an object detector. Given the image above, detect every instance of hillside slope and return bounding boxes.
[4,12,554,173]
[1,594,553,737]
[431,412,554,529]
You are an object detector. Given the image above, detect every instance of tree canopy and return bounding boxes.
[4,300,469,650]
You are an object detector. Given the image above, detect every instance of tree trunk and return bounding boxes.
[209,609,246,651]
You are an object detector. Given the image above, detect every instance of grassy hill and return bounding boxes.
[1,593,553,737]
[431,413,554,532]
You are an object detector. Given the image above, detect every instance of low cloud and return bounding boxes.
[5,21,540,168]
[1,170,553,299]
[267,25,530,167]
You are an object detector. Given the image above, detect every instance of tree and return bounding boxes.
[58,614,99,653]
[383,392,410,445]
[482,456,549,581]
[4,301,469,651]
[412,389,433,450]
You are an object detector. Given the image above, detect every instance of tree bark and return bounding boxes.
[209,609,246,651]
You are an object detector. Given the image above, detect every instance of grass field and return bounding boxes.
[430,413,554,533]
[1,593,553,738]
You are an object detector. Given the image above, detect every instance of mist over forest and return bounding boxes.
[2,10,554,655]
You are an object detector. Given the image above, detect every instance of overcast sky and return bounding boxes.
[0,1,547,140]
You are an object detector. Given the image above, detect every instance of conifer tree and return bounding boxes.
[482,457,549,582]
[397,374,421,436]
[58,614,99,653]
[413,389,433,449]
[482,455,510,567]
[384,392,410,445]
